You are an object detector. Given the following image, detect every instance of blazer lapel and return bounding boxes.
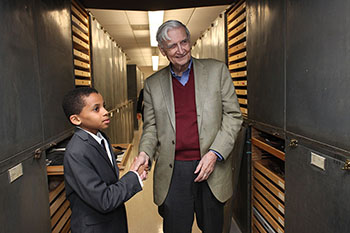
[76,129,117,175]
[159,66,176,131]
[103,134,119,178]
[193,58,208,135]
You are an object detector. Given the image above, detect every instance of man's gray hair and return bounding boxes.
[156,20,191,48]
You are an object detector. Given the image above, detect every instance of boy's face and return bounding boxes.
[70,93,110,134]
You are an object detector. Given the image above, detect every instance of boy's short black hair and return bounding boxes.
[62,87,99,120]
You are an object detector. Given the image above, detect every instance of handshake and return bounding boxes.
[129,152,149,181]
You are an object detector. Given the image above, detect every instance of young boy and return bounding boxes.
[62,87,147,233]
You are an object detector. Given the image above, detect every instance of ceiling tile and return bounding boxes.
[90,9,128,25]
[126,11,149,24]
[164,8,194,24]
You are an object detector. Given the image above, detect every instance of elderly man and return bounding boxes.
[138,20,242,233]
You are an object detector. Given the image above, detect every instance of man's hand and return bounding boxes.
[194,151,217,182]
[137,163,148,180]
[130,152,150,181]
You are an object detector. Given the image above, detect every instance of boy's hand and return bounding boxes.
[137,164,149,180]
[130,155,149,180]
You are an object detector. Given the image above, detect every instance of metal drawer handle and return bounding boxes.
[288,139,298,148]
[342,159,350,170]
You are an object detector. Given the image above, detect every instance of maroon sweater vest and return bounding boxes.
[172,68,201,161]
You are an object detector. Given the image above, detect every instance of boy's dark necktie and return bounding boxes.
[101,139,108,153]
[101,140,116,170]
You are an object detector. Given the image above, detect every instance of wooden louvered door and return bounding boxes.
[71,0,92,86]
[226,0,248,116]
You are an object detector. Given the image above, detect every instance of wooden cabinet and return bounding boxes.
[251,128,285,233]
[49,181,71,233]
[226,0,248,116]
[71,0,92,87]
[226,0,350,232]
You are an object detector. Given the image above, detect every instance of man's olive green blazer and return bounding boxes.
[139,57,243,205]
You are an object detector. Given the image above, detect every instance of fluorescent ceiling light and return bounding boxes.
[148,11,164,47]
[152,56,159,71]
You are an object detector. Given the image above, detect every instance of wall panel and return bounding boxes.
[90,15,132,143]
[286,0,350,151]
[246,0,285,129]
[35,0,75,141]
[0,155,51,233]
[285,136,350,233]
[192,13,226,62]
[0,0,43,164]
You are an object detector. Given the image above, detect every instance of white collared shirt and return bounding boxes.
[77,127,143,187]
[79,127,114,165]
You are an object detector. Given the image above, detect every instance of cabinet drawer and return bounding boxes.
[253,199,284,233]
[253,189,284,227]
[253,216,267,233]
[253,179,285,214]
[254,159,285,190]
[253,169,285,202]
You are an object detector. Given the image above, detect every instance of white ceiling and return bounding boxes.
[89,5,229,76]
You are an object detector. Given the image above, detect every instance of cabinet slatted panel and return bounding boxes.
[71,0,91,87]
[226,0,247,116]
[49,182,71,233]
[251,128,285,233]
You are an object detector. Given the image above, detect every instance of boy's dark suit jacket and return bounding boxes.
[64,128,142,233]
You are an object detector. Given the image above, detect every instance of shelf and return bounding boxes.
[231,71,247,78]
[228,33,246,48]
[73,49,89,61]
[251,127,285,233]
[228,42,246,56]
[229,60,247,70]
[254,189,284,227]
[252,137,285,161]
[228,22,246,38]
[75,79,91,86]
[73,35,89,50]
[72,25,89,42]
[253,178,285,214]
[240,107,248,115]
[111,143,132,170]
[253,216,267,233]
[253,198,284,233]
[227,0,248,116]
[74,69,91,78]
[49,181,71,233]
[236,89,247,95]
[254,169,285,203]
[72,15,88,33]
[227,1,246,22]
[71,0,91,88]
[254,160,285,190]
[47,166,64,175]
[71,5,88,25]
[238,98,248,105]
[227,12,246,31]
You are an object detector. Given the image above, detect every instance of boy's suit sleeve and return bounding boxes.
[64,139,142,214]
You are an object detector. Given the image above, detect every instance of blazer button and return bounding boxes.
[172,140,175,145]
[169,164,173,168]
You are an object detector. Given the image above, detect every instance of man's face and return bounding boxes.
[159,27,191,71]
[74,93,110,134]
